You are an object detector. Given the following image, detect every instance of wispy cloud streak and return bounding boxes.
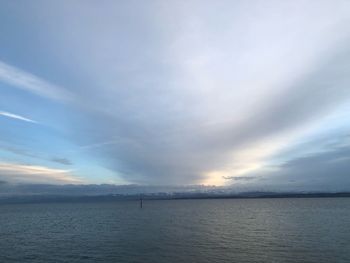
[0,61,71,101]
[0,111,37,123]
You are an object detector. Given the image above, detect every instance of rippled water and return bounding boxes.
[0,198,349,262]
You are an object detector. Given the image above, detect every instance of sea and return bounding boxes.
[0,198,349,263]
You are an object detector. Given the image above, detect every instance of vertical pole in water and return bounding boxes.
[140,195,143,208]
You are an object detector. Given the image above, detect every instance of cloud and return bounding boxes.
[0,162,81,184]
[2,1,350,188]
[51,158,72,166]
[79,139,126,150]
[0,60,71,101]
[51,0,350,185]
[75,38,350,185]
[276,146,350,187]
[0,111,37,123]
[0,144,37,158]
[232,135,350,192]
[223,176,257,181]
[0,144,73,167]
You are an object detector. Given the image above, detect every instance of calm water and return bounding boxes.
[0,198,349,263]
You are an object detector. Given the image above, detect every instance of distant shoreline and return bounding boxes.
[0,192,349,204]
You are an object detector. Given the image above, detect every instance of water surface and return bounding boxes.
[0,198,349,262]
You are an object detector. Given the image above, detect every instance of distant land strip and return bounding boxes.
[0,192,350,204]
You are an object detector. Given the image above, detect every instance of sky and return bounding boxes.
[1,0,350,191]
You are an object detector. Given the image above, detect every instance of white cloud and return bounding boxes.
[0,162,81,184]
[0,111,37,123]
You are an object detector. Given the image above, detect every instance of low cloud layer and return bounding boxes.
[0,162,80,184]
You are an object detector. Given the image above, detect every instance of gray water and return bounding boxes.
[0,198,349,263]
